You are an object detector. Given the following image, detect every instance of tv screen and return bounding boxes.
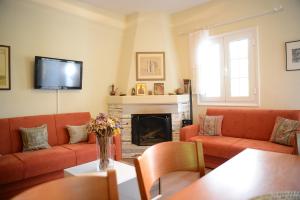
[34,56,82,89]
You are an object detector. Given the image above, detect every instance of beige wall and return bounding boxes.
[171,0,300,121]
[116,13,181,95]
[0,0,123,118]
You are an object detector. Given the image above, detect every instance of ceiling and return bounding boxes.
[78,0,210,15]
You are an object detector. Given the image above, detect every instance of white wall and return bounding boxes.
[171,0,300,120]
[0,0,124,118]
[116,13,181,95]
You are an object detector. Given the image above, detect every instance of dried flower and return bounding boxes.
[87,113,121,137]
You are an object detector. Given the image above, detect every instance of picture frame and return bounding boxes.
[286,40,300,71]
[0,45,11,90]
[154,83,164,95]
[136,83,147,96]
[136,52,165,81]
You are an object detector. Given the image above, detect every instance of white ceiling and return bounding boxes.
[78,0,210,15]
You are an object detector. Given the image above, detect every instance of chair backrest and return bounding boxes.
[12,169,118,200]
[134,141,205,200]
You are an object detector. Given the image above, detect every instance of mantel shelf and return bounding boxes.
[107,95,189,105]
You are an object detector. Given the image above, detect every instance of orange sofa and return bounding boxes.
[0,112,122,199]
[180,108,300,169]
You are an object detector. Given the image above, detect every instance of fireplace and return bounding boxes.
[131,113,172,146]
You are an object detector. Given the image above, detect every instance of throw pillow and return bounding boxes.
[270,117,300,146]
[88,133,96,144]
[199,115,223,136]
[20,124,51,152]
[67,124,88,144]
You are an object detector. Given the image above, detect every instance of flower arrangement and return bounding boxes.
[87,113,121,171]
[87,113,121,137]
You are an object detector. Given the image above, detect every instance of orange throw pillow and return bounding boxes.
[270,117,300,146]
[199,115,223,136]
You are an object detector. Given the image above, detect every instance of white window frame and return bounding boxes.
[197,28,260,106]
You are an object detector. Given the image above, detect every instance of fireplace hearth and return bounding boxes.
[131,113,172,146]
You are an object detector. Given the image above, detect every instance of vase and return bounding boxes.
[96,135,114,171]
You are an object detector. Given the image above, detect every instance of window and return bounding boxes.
[197,29,259,106]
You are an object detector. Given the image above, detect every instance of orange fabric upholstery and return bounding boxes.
[207,108,300,140]
[13,146,76,179]
[180,108,300,168]
[9,115,58,153]
[54,112,91,145]
[62,143,96,165]
[0,112,122,199]
[0,155,24,184]
[0,119,11,154]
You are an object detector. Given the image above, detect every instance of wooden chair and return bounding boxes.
[12,169,119,200]
[134,141,205,200]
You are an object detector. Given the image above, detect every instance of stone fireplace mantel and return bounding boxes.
[107,94,191,158]
[107,95,189,105]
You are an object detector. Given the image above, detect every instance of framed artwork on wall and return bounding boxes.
[286,40,300,71]
[154,83,164,95]
[136,83,147,96]
[136,52,165,81]
[0,45,11,90]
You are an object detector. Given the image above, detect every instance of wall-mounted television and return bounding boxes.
[34,56,82,90]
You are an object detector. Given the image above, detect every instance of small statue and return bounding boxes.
[131,88,136,96]
[110,84,118,96]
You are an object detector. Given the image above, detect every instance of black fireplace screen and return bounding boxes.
[131,113,172,146]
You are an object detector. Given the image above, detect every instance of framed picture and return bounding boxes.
[136,52,165,81]
[154,83,164,95]
[136,83,147,96]
[0,45,11,90]
[286,40,300,71]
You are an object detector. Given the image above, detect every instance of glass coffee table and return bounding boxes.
[64,160,140,200]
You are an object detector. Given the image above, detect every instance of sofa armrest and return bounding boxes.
[113,134,122,161]
[180,125,199,141]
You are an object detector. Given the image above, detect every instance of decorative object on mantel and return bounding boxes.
[154,83,164,95]
[183,79,191,94]
[286,40,300,71]
[110,84,118,96]
[168,92,175,95]
[136,83,146,96]
[119,93,126,96]
[148,90,153,95]
[175,88,184,95]
[0,45,11,90]
[131,88,136,96]
[87,113,121,171]
[136,52,165,81]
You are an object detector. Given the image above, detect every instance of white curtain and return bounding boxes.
[189,29,210,94]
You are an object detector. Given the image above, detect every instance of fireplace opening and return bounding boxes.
[131,113,172,146]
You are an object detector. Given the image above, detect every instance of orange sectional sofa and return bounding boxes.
[0,112,122,199]
[180,108,300,169]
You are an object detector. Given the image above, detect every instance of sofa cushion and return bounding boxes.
[199,115,223,136]
[62,143,97,165]
[20,124,51,151]
[0,118,11,154]
[67,124,88,144]
[189,135,241,159]
[232,138,294,154]
[55,112,91,145]
[207,108,300,140]
[0,155,24,184]
[270,117,300,146]
[88,133,96,144]
[9,115,58,153]
[13,146,76,179]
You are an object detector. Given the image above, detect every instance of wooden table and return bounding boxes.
[169,149,300,200]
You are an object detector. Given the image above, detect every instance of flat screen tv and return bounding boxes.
[34,56,82,90]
